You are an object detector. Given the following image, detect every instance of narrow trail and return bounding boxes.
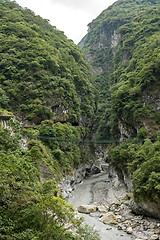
[67,172,134,240]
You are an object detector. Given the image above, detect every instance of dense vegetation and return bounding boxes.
[0,0,99,239]
[0,0,96,126]
[0,123,100,239]
[0,0,97,182]
[80,0,160,139]
[80,0,160,205]
[0,0,160,236]
[109,138,160,203]
[110,8,160,138]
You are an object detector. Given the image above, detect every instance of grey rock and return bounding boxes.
[99,212,117,224]
[130,199,160,219]
[126,226,133,234]
[91,165,101,175]
[77,204,97,214]
[135,239,147,240]
[150,235,159,240]
[97,205,109,212]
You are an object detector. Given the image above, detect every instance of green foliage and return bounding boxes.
[0,1,99,239]
[0,0,96,126]
[109,139,160,202]
[80,0,160,140]
[37,121,87,170]
[137,127,148,139]
[0,123,18,150]
[109,8,160,137]
[0,123,99,240]
[1,0,160,235]
[0,88,9,108]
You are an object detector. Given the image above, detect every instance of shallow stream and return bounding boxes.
[67,172,134,240]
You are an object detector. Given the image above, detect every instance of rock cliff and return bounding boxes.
[79,0,160,219]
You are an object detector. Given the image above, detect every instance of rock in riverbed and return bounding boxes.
[150,234,159,240]
[77,204,97,214]
[97,205,108,212]
[126,226,133,234]
[99,212,117,224]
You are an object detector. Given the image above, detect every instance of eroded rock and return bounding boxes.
[150,235,159,240]
[130,199,160,219]
[126,226,133,234]
[77,204,97,214]
[97,205,109,212]
[99,212,117,224]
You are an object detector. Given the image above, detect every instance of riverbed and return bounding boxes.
[67,172,134,240]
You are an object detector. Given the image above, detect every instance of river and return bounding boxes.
[67,172,134,240]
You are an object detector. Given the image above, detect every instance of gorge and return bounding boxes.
[66,162,160,240]
[0,0,160,239]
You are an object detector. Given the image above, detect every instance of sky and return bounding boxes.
[15,0,117,44]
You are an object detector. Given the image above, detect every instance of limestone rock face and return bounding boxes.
[130,199,160,219]
[140,201,160,219]
[77,205,97,214]
[99,212,117,224]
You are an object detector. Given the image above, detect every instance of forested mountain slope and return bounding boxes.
[80,0,160,217]
[0,0,97,187]
[80,0,160,140]
[0,1,99,239]
[0,0,96,126]
[0,2,160,238]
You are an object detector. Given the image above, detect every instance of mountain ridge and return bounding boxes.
[0,1,100,239]
[80,0,160,218]
[0,1,160,239]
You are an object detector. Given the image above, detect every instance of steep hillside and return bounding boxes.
[80,0,160,140]
[0,0,97,183]
[0,123,100,239]
[80,0,160,217]
[0,0,96,127]
[0,1,100,239]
